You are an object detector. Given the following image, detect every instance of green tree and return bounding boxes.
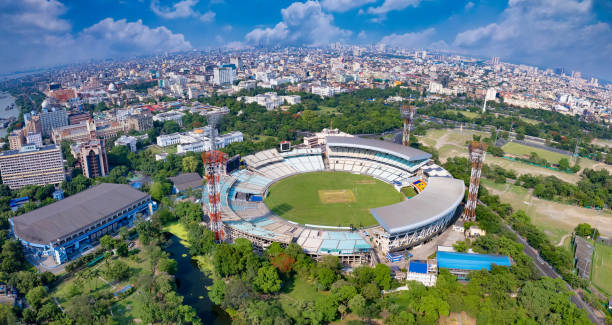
[209,279,226,305]
[373,263,392,290]
[182,155,200,173]
[99,235,115,251]
[558,157,570,171]
[348,294,366,317]
[254,265,282,293]
[316,266,337,289]
[25,286,47,309]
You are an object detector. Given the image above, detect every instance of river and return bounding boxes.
[164,235,231,325]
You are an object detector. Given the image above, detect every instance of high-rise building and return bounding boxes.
[8,131,25,150]
[0,144,65,189]
[71,139,109,179]
[213,66,235,86]
[40,107,69,137]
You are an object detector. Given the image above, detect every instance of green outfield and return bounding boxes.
[264,172,403,227]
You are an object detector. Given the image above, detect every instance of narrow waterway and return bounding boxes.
[164,235,231,325]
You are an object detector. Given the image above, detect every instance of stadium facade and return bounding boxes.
[205,133,465,265]
[9,183,152,264]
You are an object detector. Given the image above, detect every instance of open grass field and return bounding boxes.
[501,142,570,163]
[265,171,403,227]
[445,109,480,119]
[591,241,612,295]
[480,179,612,243]
[418,128,612,183]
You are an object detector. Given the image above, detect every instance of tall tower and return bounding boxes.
[400,105,416,146]
[202,112,227,241]
[464,141,487,221]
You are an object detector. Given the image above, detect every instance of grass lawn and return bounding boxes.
[317,105,340,114]
[252,134,278,143]
[445,109,479,119]
[501,142,570,163]
[401,186,418,198]
[265,171,403,227]
[147,144,177,155]
[591,242,612,295]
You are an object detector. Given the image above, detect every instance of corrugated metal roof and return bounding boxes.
[10,183,149,245]
[370,177,465,234]
[436,251,511,271]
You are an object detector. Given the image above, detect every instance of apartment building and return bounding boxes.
[0,144,65,189]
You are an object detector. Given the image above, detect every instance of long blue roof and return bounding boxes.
[436,251,511,271]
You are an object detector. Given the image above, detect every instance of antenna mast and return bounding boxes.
[202,111,227,241]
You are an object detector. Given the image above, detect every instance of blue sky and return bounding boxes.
[1,0,611,79]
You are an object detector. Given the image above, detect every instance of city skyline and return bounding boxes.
[1,0,612,80]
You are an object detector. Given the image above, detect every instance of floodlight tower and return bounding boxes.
[463,141,488,221]
[400,105,416,146]
[202,112,227,241]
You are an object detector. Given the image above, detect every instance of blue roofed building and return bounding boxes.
[436,251,511,278]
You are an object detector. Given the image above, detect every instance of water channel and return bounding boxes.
[164,235,231,325]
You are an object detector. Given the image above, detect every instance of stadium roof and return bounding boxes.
[326,136,431,161]
[369,177,465,234]
[10,183,149,245]
[436,251,511,271]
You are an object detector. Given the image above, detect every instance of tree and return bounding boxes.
[105,260,130,281]
[158,258,178,275]
[149,180,172,201]
[362,282,381,301]
[26,286,47,309]
[254,265,282,293]
[348,294,366,317]
[182,156,200,173]
[209,279,226,305]
[99,235,115,251]
[0,303,17,324]
[316,267,337,289]
[115,241,129,257]
[315,295,338,323]
[574,223,597,238]
[558,158,570,171]
[373,264,392,290]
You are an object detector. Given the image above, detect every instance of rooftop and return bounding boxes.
[436,251,511,271]
[169,172,203,192]
[10,183,149,245]
[326,136,431,161]
[370,177,465,234]
[0,144,59,157]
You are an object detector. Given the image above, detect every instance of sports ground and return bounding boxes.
[264,171,404,227]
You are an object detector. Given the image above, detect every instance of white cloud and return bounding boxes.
[150,0,215,22]
[199,10,215,22]
[0,2,191,74]
[245,1,351,46]
[320,0,376,13]
[464,1,474,10]
[378,28,438,48]
[367,0,423,20]
[453,0,612,77]
[357,30,367,39]
[78,18,192,56]
[0,0,71,33]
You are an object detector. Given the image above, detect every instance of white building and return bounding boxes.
[428,81,457,96]
[157,133,181,147]
[239,92,301,111]
[153,111,185,126]
[485,88,497,102]
[311,86,343,97]
[114,135,137,152]
[213,66,235,86]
